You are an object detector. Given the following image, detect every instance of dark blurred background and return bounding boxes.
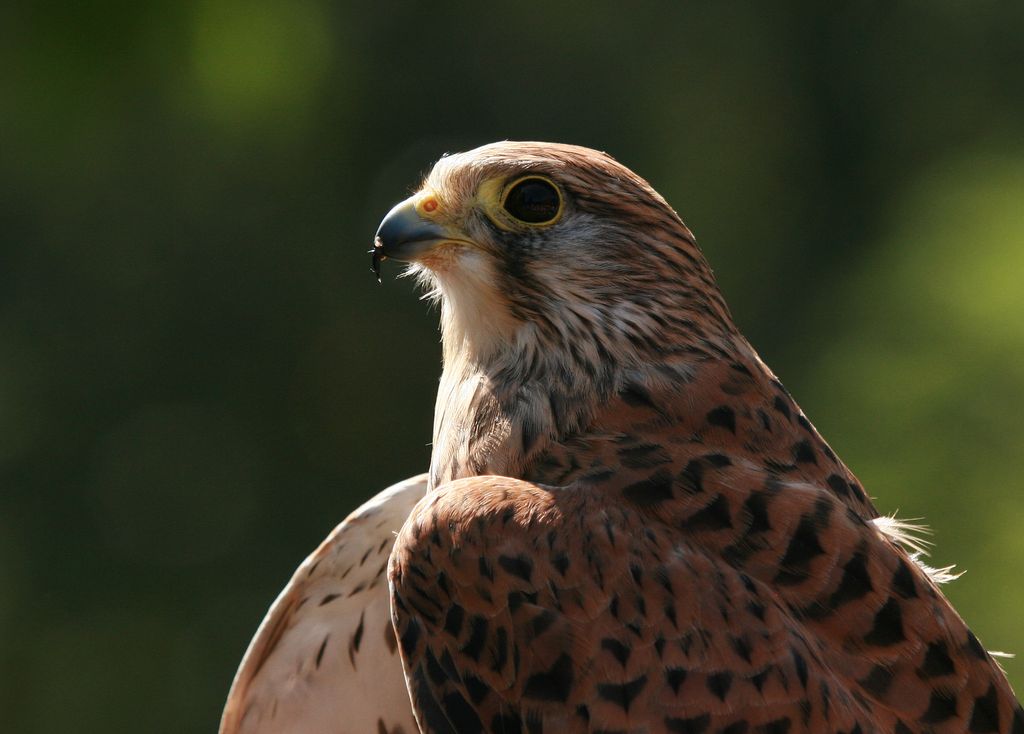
[2,2,1023,731]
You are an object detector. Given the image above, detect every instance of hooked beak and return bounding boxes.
[371,197,450,282]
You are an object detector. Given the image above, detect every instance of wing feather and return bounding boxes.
[220,474,427,734]
[390,471,1024,733]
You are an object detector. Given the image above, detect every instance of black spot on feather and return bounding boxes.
[498,554,533,582]
[619,442,672,468]
[601,638,631,667]
[968,684,1000,733]
[462,616,488,661]
[316,634,329,669]
[622,469,674,506]
[597,674,648,712]
[682,494,732,531]
[920,689,958,724]
[523,653,573,702]
[858,664,893,697]
[829,549,873,606]
[792,439,817,464]
[891,558,918,598]
[666,667,687,694]
[775,514,825,585]
[664,713,710,733]
[864,598,905,646]
[826,474,851,498]
[444,604,465,638]
[707,671,733,701]
[918,640,956,679]
[707,406,736,433]
[620,382,657,409]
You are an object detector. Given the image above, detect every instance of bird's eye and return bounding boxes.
[501,177,562,225]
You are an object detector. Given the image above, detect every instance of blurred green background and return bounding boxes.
[2,1,1022,731]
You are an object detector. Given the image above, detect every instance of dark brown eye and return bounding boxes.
[502,177,562,224]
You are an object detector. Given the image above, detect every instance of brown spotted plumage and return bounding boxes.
[381,142,1022,732]
[221,141,1021,733]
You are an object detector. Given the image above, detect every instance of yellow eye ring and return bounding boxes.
[500,176,563,226]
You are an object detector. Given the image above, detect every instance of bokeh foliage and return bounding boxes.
[1,2,1022,731]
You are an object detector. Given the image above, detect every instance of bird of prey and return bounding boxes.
[221,142,1022,734]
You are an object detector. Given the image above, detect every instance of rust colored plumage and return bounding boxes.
[222,142,1022,733]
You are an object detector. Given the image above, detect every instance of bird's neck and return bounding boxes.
[428,334,877,520]
[428,339,607,489]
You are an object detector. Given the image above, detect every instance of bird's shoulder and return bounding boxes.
[390,468,1024,733]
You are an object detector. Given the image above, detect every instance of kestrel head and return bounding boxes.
[373,141,737,369]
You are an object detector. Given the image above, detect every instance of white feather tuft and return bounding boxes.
[871,514,934,556]
[872,514,966,586]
